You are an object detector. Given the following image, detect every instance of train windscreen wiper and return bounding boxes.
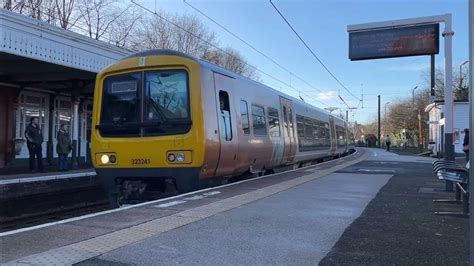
[147,97,168,123]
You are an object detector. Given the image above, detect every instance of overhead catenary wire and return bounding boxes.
[131,0,332,107]
[183,0,324,94]
[269,0,361,102]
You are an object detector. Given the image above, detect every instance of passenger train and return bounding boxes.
[91,49,354,206]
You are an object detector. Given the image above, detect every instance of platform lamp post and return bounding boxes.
[412,86,423,152]
[412,86,418,107]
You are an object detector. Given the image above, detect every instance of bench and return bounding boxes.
[432,160,470,217]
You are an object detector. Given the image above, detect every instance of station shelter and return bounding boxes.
[0,9,131,172]
[425,100,470,156]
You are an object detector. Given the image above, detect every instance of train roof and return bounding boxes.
[121,49,345,123]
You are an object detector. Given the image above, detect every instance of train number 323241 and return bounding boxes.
[131,159,151,165]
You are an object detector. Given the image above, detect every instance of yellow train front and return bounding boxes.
[92,50,208,206]
[92,49,352,207]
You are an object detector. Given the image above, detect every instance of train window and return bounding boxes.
[304,118,313,139]
[296,115,305,138]
[145,71,189,121]
[251,105,267,136]
[312,120,320,139]
[336,125,346,146]
[219,91,232,141]
[267,107,280,137]
[100,72,141,137]
[295,115,332,151]
[240,100,250,135]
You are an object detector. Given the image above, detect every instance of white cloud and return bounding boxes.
[318,91,337,100]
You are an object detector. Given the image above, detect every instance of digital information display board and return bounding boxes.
[349,24,440,61]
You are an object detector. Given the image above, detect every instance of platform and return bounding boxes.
[0,169,96,185]
[0,148,469,265]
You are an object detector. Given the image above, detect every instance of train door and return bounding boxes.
[329,116,337,154]
[268,107,284,167]
[213,73,238,177]
[279,97,296,165]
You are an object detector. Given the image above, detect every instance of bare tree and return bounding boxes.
[204,47,259,79]
[136,12,217,57]
[106,6,141,48]
[421,65,469,101]
[26,0,42,19]
[77,0,131,40]
[55,0,76,29]
[384,88,431,147]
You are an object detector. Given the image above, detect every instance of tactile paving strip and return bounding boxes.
[5,151,369,265]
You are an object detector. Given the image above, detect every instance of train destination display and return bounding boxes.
[349,24,439,61]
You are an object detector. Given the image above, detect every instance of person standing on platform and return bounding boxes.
[385,135,392,151]
[463,128,469,163]
[57,124,72,171]
[25,117,44,172]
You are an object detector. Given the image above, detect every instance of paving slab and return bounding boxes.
[320,160,469,265]
[78,172,391,265]
[0,223,112,262]
[2,150,368,265]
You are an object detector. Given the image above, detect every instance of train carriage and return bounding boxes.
[91,49,353,206]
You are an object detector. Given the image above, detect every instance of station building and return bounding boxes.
[0,9,131,172]
[425,100,470,156]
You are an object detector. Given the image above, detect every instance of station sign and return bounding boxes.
[349,24,439,61]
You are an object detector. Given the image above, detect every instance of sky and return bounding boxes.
[143,0,470,124]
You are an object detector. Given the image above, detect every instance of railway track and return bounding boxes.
[1,151,357,233]
[0,184,109,232]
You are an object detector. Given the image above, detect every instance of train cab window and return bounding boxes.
[219,91,232,141]
[143,70,191,136]
[144,71,189,121]
[251,105,267,136]
[100,72,141,137]
[267,107,280,137]
[240,100,250,135]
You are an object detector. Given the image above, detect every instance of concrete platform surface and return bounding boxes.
[0,168,96,184]
[0,150,367,264]
[1,149,467,265]
[78,172,391,265]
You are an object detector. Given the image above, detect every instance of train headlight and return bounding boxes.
[109,155,117,163]
[101,154,110,164]
[167,151,192,164]
[176,153,185,162]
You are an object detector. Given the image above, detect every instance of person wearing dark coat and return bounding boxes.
[25,117,44,172]
[463,128,469,163]
[57,124,72,171]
